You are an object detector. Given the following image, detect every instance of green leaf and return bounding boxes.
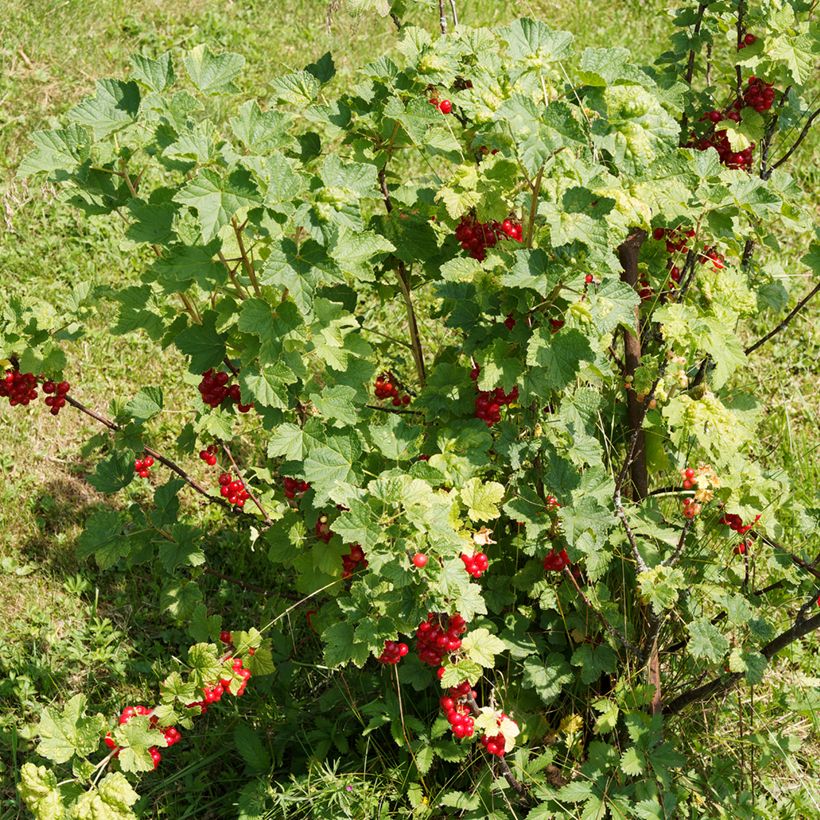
[233,723,271,773]
[131,52,175,92]
[73,772,139,820]
[571,643,618,685]
[501,18,574,67]
[87,451,134,494]
[19,763,64,820]
[620,746,645,776]
[527,328,594,391]
[157,528,206,573]
[267,423,306,461]
[687,618,730,664]
[522,653,574,705]
[68,79,140,139]
[368,415,422,461]
[36,694,107,764]
[461,627,506,668]
[76,510,130,570]
[176,312,227,372]
[502,248,561,296]
[271,71,321,105]
[460,478,505,521]
[183,44,245,93]
[18,125,91,177]
[174,169,262,242]
[125,386,163,422]
[728,648,767,684]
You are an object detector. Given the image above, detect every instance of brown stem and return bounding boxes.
[232,219,263,298]
[735,0,746,98]
[768,106,820,174]
[62,393,238,515]
[663,519,692,568]
[464,695,528,797]
[617,229,649,500]
[448,0,459,27]
[218,251,250,300]
[437,0,446,34]
[524,167,544,248]
[679,3,708,142]
[562,567,642,656]
[744,280,820,355]
[378,167,426,386]
[221,442,272,525]
[663,610,820,715]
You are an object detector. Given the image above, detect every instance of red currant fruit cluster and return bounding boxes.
[699,246,725,270]
[373,372,411,406]
[454,215,522,261]
[0,369,39,406]
[197,369,253,412]
[743,76,775,112]
[550,318,565,333]
[415,612,467,667]
[105,705,170,769]
[737,32,756,50]
[134,455,155,478]
[342,543,367,578]
[682,498,702,519]
[720,512,760,535]
[470,364,519,426]
[189,656,253,711]
[545,495,561,510]
[481,713,516,757]
[461,551,489,578]
[440,681,476,739]
[218,473,250,507]
[42,379,71,415]
[543,548,570,572]
[503,313,516,330]
[283,476,310,499]
[199,444,218,466]
[377,640,410,664]
[733,539,751,555]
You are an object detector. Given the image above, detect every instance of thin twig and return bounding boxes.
[614,493,648,574]
[663,609,820,715]
[378,167,427,386]
[232,218,263,298]
[437,0,446,34]
[768,106,820,173]
[663,519,692,568]
[744,280,820,355]
[448,0,458,27]
[562,567,643,656]
[62,393,239,515]
[221,442,272,525]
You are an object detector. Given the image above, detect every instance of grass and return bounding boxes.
[0,1,817,817]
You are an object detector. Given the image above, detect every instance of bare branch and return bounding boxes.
[769,106,820,173]
[745,280,820,355]
[663,609,820,715]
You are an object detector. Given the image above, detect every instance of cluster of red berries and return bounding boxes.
[461,551,489,578]
[373,372,411,406]
[743,76,776,112]
[503,313,516,331]
[681,498,702,519]
[440,681,476,739]
[199,444,218,466]
[470,365,518,426]
[218,472,250,507]
[733,539,752,556]
[377,640,410,664]
[652,225,698,287]
[134,454,155,478]
[480,713,516,757]
[454,215,522,261]
[342,543,367,578]
[550,318,565,333]
[543,547,570,572]
[282,476,310,499]
[0,369,39,406]
[545,495,561,510]
[415,612,467,667]
[42,379,71,415]
[720,512,760,535]
[197,369,252,412]
[105,705,180,770]
[428,96,452,114]
[737,32,757,50]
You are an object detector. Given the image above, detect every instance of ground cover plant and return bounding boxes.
[1,0,818,817]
